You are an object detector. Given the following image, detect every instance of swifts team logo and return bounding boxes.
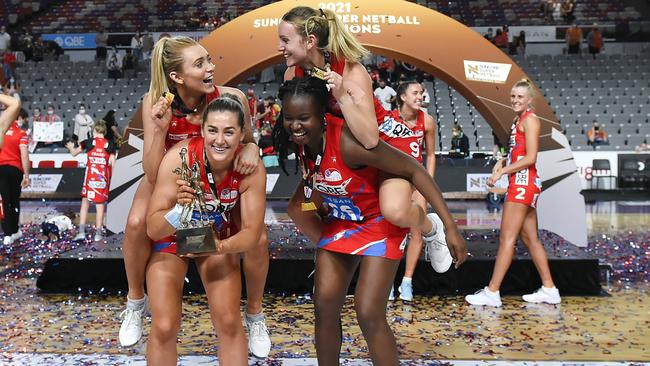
[315,169,352,196]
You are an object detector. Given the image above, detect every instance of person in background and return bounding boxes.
[95,28,108,63]
[586,121,609,148]
[74,103,94,141]
[374,78,396,111]
[101,110,122,145]
[39,211,76,242]
[106,47,123,79]
[36,104,63,149]
[0,96,29,245]
[66,120,116,242]
[451,124,470,157]
[420,81,431,110]
[587,25,603,59]
[565,23,583,54]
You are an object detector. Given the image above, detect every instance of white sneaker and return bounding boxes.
[423,213,453,273]
[246,316,271,358]
[73,232,86,241]
[465,287,502,307]
[398,281,413,301]
[388,288,395,301]
[11,230,22,241]
[3,235,13,245]
[523,286,561,304]
[119,304,146,347]
[94,231,105,242]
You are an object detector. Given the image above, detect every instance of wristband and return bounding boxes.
[164,204,184,229]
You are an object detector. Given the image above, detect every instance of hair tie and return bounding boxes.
[319,8,326,18]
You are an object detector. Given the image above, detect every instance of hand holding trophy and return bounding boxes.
[172,147,219,256]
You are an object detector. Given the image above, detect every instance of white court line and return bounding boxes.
[1,354,647,366]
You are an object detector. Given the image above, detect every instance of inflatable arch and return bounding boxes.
[109,0,587,246]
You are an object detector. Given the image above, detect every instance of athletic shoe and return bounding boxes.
[94,231,105,242]
[11,230,22,241]
[388,288,395,301]
[522,286,561,304]
[398,281,413,302]
[246,316,271,358]
[465,287,502,307]
[423,213,453,273]
[73,232,86,241]
[3,235,13,245]
[119,304,146,347]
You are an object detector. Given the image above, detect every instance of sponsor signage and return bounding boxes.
[24,174,63,193]
[42,33,97,49]
[464,60,512,84]
[466,173,508,192]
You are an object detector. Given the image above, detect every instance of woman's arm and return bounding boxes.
[340,128,467,266]
[0,94,21,146]
[19,145,30,188]
[328,62,379,149]
[65,141,84,157]
[423,114,437,178]
[286,181,325,244]
[217,162,267,254]
[142,92,172,185]
[146,143,184,240]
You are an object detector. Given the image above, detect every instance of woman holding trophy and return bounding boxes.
[146,95,266,366]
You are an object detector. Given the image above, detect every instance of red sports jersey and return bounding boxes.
[0,122,29,172]
[376,106,425,163]
[311,114,408,260]
[153,137,243,254]
[505,109,541,208]
[81,137,114,204]
[165,88,221,151]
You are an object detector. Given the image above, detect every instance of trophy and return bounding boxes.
[173,147,218,255]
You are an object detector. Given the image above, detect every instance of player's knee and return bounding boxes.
[151,315,180,343]
[380,199,411,228]
[354,299,385,334]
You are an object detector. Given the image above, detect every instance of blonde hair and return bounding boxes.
[513,78,536,99]
[282,6,369,63]
[148,36,198,103]
[94,119,107,135]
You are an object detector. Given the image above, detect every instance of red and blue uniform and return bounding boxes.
[505,109,541,208]
[80,137,115,204]
[295,57,423,160]
[311,114,409,260]
[153,137,243,254]
[164,88,221,151]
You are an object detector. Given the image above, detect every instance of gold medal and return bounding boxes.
[301,201,317,211]
[164,91,175,104]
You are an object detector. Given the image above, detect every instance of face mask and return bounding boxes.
[9,78,14,84]
[79,109,85,114]
[48,110,54,115]
[453,131,460,137]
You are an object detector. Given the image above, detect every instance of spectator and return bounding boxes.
[565,23,583,54]
[586,121,609,148]
[246,81,257,126]
[101,110,122,145]
[552,0,562,22]
[484,28,494,43]
[106,47,123,79]
[31,36,47,62]
[451,124,470,157]
[587,25,603,59]
[0,97,29,245]
[511,31,527,57]
[141,31,154,61]
[0,26,10,54]
[35,104,63,149]
[541,0,554,22]
[73,103,94,141]
[1,49,16,82]
[494,29,509,52]
[374,79,396,110]
[95,28,108,62]
[28,107,42,130]
[66,120,116,241]
[122,48,137,78]
[130,32,143,63]
[562,0,576,24]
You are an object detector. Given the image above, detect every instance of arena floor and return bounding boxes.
[1,200,648,365]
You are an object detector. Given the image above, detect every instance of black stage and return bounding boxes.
[36,222,601,296]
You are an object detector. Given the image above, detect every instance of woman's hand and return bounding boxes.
[176,179,195,206]
[487,170,503,187]
[445,227,468,269]
[151,96,173,130]
[21,177,30,189]
[325,70,346,100]
[234,143,259,175]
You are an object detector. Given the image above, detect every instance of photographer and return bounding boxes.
[586,121,608,149]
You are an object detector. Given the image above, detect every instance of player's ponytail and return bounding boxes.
[148,36,198,104]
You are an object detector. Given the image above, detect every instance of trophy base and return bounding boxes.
[176,225,217,255]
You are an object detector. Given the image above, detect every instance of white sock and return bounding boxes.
[402,277,412,284]
[127,295,146,310]
[246,311,264,323]
[486,287,499,295]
